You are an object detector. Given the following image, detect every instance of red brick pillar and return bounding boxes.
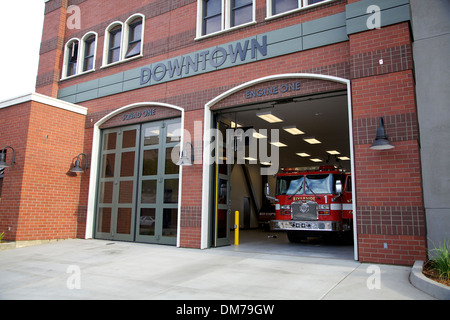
[350,23,426,265]
[36,0,69,98]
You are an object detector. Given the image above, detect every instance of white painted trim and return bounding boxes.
[61,32,99,80]
[265,0,337,21]
[201,73,358,261]
[0,92,87,115]
[123,14,145,61]
[195,0,256,40]
[101,13,145,68]
[102,21,124,67]
[85,102,185,248]
[61,37,80,80]
[79,31,99,73]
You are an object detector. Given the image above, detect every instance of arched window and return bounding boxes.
[108,24,123,64]
[82,33,97,72]
[63,39,80,78]
[103,14,145,67]
[125,16,143,59]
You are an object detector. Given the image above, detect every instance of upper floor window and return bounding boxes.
[82,33,97,72]
[108,24,123,64]
[125,17,143,59]
[103,14,145,67]
[268,0,330,17]
[66,40,79,77]
[62,32,97,79]
[197,0,255,38]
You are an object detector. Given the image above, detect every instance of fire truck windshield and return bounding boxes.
[305,174,333,194]
[277,174,334,195]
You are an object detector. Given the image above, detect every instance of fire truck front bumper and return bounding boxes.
[270,220,342,232]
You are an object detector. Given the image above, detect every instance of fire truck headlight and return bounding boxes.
[318,204,330,210]
[280,205,291,210]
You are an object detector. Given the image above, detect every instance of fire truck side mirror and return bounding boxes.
[265,183,279,202]
[335,180,343,195]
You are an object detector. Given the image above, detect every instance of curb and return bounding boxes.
[410,261,450,300]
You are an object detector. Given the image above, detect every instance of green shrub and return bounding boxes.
[429,239,450,281]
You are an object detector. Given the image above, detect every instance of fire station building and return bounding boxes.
[0,0,448,266]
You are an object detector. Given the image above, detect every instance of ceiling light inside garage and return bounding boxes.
[296,152,310,157]
[303,137,322,144]
[270,141,287,147]
[283,126,304,135]
[257,111,283,123]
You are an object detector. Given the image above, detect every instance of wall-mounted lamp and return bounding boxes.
[70,153,89,173]
[0,146,16,169]
[176,143,194,166]
[370,117,395,150]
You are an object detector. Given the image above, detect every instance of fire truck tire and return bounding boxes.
[287,231,307,243]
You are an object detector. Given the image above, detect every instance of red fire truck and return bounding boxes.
[265,166,353,243]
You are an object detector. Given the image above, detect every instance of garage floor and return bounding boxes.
[222,229,355,261]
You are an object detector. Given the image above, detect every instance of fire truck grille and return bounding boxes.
[291,201,318,221]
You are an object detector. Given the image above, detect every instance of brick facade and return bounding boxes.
[0,96,86,242]
[0,0,426,265]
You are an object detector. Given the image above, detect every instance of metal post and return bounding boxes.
[235,211,239,246]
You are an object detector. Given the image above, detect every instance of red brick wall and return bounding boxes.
[350,24,426,265]
[0,103,31,241]
[0,100,86,241]
[37,0,69,97]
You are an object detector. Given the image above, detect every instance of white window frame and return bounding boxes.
[102,14,145,68]
[266,0,335,20]
[61,32,98,80]
[123,14,145,60]
[196,0,256,40]
[102,21,124,67]
[61,38,80,80]
[80,32,98,73]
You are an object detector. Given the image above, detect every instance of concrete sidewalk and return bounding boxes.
[0,239,435,300]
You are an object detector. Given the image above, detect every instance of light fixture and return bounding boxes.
[269,141,287,147]
[253,131,267,139]
[326,150,341,155]
[230,121,242,128]
[256,111,283,123]
[70,153,89,173]
[338,156,350,161]
[0,146,16,169]
[303,137,322,144]
[283,126,304,135]
[310,158,323,163]
[296,152,310,157]
[176,142,194,166]
[370,117,395,150]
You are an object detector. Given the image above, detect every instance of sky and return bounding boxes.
[0,1,46,102]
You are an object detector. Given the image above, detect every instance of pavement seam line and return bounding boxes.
[318,263,361,300]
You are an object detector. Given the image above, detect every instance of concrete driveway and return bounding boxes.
[0,237,435,300]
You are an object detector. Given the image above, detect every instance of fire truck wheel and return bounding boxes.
[287,231,307,243]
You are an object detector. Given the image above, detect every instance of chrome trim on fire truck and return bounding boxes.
[270,220,342,232]
[291,200,318,221]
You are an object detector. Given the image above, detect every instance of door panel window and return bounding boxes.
[141,180,157,203]
[142,149,158,176]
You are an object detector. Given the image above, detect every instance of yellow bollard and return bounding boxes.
[235,211,239,246]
